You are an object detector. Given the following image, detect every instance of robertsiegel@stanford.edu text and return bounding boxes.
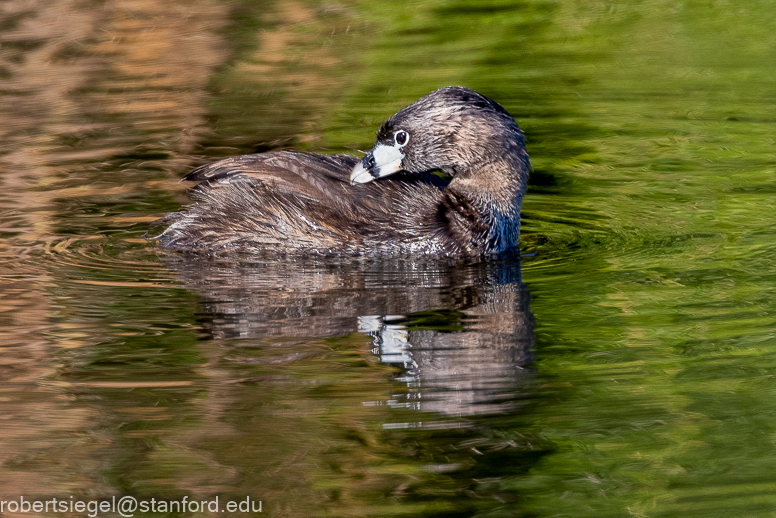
[0,495,262,516]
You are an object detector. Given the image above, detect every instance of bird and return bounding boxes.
[154,86,530,257]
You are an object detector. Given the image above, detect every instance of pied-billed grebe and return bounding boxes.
[156,86,530,256]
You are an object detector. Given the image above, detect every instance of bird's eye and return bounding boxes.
[394,130,409,147]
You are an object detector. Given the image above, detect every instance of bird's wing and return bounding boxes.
[182,151,359,203]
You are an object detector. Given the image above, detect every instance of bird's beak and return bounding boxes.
[350,143,405,185]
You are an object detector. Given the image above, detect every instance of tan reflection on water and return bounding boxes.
[0,0,373,506]
[0,0,228,498]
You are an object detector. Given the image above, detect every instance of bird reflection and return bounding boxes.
[170,254,534,417]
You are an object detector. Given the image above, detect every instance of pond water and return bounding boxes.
[1,0,775,516]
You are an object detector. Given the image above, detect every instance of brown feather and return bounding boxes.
[153,87,530,257]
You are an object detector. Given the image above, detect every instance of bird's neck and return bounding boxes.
[449,147,529,213]
[445,151,529,253]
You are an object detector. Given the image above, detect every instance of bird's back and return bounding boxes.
[156,151,450,254]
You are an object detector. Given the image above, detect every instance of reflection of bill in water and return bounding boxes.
[357,263,535,418]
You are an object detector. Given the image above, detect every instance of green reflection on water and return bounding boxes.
[308,0,776,516]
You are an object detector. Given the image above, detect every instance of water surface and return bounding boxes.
[1,0,775,516]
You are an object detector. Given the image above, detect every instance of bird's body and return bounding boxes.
[156,87,530,257]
